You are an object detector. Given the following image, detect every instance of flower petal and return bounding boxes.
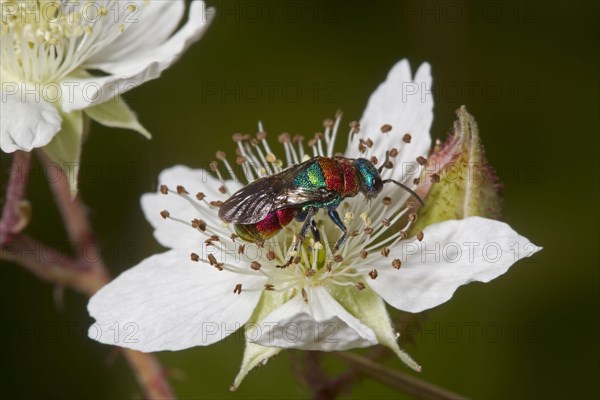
[141,165,241,249]
[345,60,433,183]
[1,86,61,152]
[85,1,186,67]
[88,249,266,351]
[251,286,377,351]
[62,1,214,111]
[368,217,542,313]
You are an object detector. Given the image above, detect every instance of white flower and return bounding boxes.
[1,0,214,189]
[87,60,540,389]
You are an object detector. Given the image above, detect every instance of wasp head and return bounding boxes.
[355,158,383,199]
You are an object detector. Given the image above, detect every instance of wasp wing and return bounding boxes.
[218,161,337,224]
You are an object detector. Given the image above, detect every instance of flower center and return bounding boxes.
[156,113,425,304]
[0,0,138,83]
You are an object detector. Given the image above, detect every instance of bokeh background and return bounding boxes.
[1,1,598,398]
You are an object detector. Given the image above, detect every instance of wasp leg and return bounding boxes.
[276,208,317,268]
[327,209,348,253]
[310,220,321,244]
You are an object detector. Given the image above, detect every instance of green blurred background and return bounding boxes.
[1,0,598,398]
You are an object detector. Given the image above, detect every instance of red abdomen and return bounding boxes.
[234,208,296,242]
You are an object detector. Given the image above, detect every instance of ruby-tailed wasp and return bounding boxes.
[218,153,423,267]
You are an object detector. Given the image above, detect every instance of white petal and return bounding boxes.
[86,1,186,67]
[63,1,214,111]
[345,60,433,183]
[251,286,377,351]
[141,165,241,249]
[88,249,266,351]
[1,87,61,152]
[368,217,542,313]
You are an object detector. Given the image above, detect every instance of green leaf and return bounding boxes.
[84,96,151,138]
[42,110,84,195]
[413,106,502,232]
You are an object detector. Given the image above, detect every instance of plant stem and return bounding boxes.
[0,152,175,399]
[334,352,467,400]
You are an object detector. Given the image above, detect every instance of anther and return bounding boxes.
[293,256,301,264]
[301,288,309,303]
[370,156,378,165]
[416,156,427,166]
[360,250,368,259]
[250,261,261,271]
[267,251,276,261]
[236,156,247,165]
[293,134,304,144]
[325,262,333,272]
[160,210,170,219]
[219,185,227,194]
[196,192,206,201]
[306,268,316,277]
[335,109,344,119]
[243,134,252,142]
[389,148,399,157]
[358,142,367,153]
[210,200,224,207]
[191,219,207,231]
[381,124,392,133]
[382,218,391,227]
[349,230,360,237]
[392,259,402,269]
[364,227,374,234]
[256,131,267,140]
[413,178,421,185]
[416,231,424,241]
[333,255,344,263]
[264,284,275,291]
[230,233,238,242]
[216,151,227,160]
[366,138,373,148]
[323,118,334,129]
[278,133,291,143]
[208,254,218,266]
[408,212,417,222]
[431,173,441,183]
[159,185,168,194]
[190,253,200,262]
[369,269,378,279]
[381,247,390,257]
[382,197,392,206]
[233,284,242,295]
[176,185,188,194]
[238,244,245,254]
[355,282,366,291]
[349,121,360,134]
[402,133,412,143]
[210,161,218,172]
[384,160,394,169]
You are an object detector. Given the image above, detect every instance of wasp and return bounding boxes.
[218,153,423,267]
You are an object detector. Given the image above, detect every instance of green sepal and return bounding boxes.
[413,106,502,232]
[42,110,84,196]
[84,96,151,139]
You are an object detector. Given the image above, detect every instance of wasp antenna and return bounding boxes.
[382,179,425,207]
[378,150,391,174]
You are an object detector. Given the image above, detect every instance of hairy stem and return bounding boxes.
[334,352,467,400]
[0,152,175,399]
